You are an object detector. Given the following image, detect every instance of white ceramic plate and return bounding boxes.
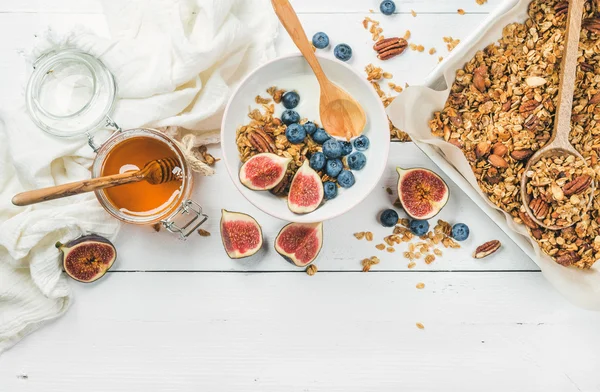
[221,54,390,223]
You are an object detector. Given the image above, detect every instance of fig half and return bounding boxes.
[287,159,324,214]
[397,167,449,220]
[239,153,292,190]
[275,222,323,267]
[220,209,263,259]
[56,234,116,283]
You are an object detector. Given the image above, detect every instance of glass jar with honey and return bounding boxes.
[26,49,207,239]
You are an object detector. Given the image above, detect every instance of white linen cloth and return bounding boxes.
[0,0,278,354]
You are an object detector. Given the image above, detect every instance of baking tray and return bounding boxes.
[388,0,600,309]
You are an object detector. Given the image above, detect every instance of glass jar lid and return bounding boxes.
[26,49,117,137]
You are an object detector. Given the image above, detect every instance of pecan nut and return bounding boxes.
[563,175,592,196]
[519,100,539,114]
[270,173,291,196]
[556,251,581,267]
[530,228,543,240]
[488,154,508,169]
[583,17,600,34]
[375,37,408,60]
[554,1,568,16]
[523,115,540,130]
[529,198,549,220]
[248,128,276,153]
[519,210,539,229]
[510,149,534,161]
[473,240,501,259]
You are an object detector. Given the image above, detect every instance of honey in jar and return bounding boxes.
[100,136,183,216]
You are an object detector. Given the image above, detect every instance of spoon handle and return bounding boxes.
[271,0,328,85]
[552,0,586,148]
[11,171,145,206]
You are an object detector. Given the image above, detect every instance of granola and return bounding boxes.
[429,0,600,269]
[236,89,322,197]
[524,155,594,227]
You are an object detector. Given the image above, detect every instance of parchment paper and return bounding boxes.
[387,0,600,309]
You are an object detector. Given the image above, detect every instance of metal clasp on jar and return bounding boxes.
[161,200,208,240]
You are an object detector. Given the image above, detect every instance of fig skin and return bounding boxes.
[56,234,116,283]
[274,222,323,267]
[220,209,264,259]
[396,167,449,220]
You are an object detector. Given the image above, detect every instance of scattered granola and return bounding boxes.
[411,10,417,17]
[354,232,366,240]
[306,264,318,276]
[416,282,425,289]
[365,232,374,241]
[429,47,437,55]
[197,228,211,237]
[476,0,487,5]
[429,0,600,269]
[152,223,162,232]
[458,8,466,15]
[443,36,461,52]
[416,322,425,329]
[525,155,594,227]
[363,17,384,41]
[362,256,380,272]
[364,64,411,141]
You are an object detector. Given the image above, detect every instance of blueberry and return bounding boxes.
[323,181,338,200]
[347,152,366,170]
[326,159,343,178]
[282,110,300,125]
[323,139,342,159]
[337,170,355,188]
[334,44,353,62]
[380,209,399,227]
[304,121,317,136]
[353,135,370,151]
[285,123,306,144]
[409,220,430,236]
[340,141,353,156]
[282,91,300,109]
[451,223,470,241]
[312,32,330,49]
[380,0,396,15]
[309,152,326,171]
[312,128,331,144]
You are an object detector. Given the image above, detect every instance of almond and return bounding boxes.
[488,154,508,169]
[492,143,508,157]
[510,149,534,161]
[475,141,491,159]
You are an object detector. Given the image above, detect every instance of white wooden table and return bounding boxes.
[2,1,600,391]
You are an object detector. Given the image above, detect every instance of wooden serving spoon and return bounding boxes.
[271,0,366,140]
[520,0,594,230]
[12,157,181,206]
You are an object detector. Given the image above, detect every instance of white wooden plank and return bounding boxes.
[115,143,535,272]
[0,0,502,14]
[0,272,598,391]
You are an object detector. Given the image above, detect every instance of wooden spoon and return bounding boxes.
[12,157,181,206]
[520,0,593,230]
[271,0,366,140]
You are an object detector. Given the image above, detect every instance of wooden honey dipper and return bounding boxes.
[12,157,181,206]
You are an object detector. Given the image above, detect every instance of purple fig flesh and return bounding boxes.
[56,234,116,283]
